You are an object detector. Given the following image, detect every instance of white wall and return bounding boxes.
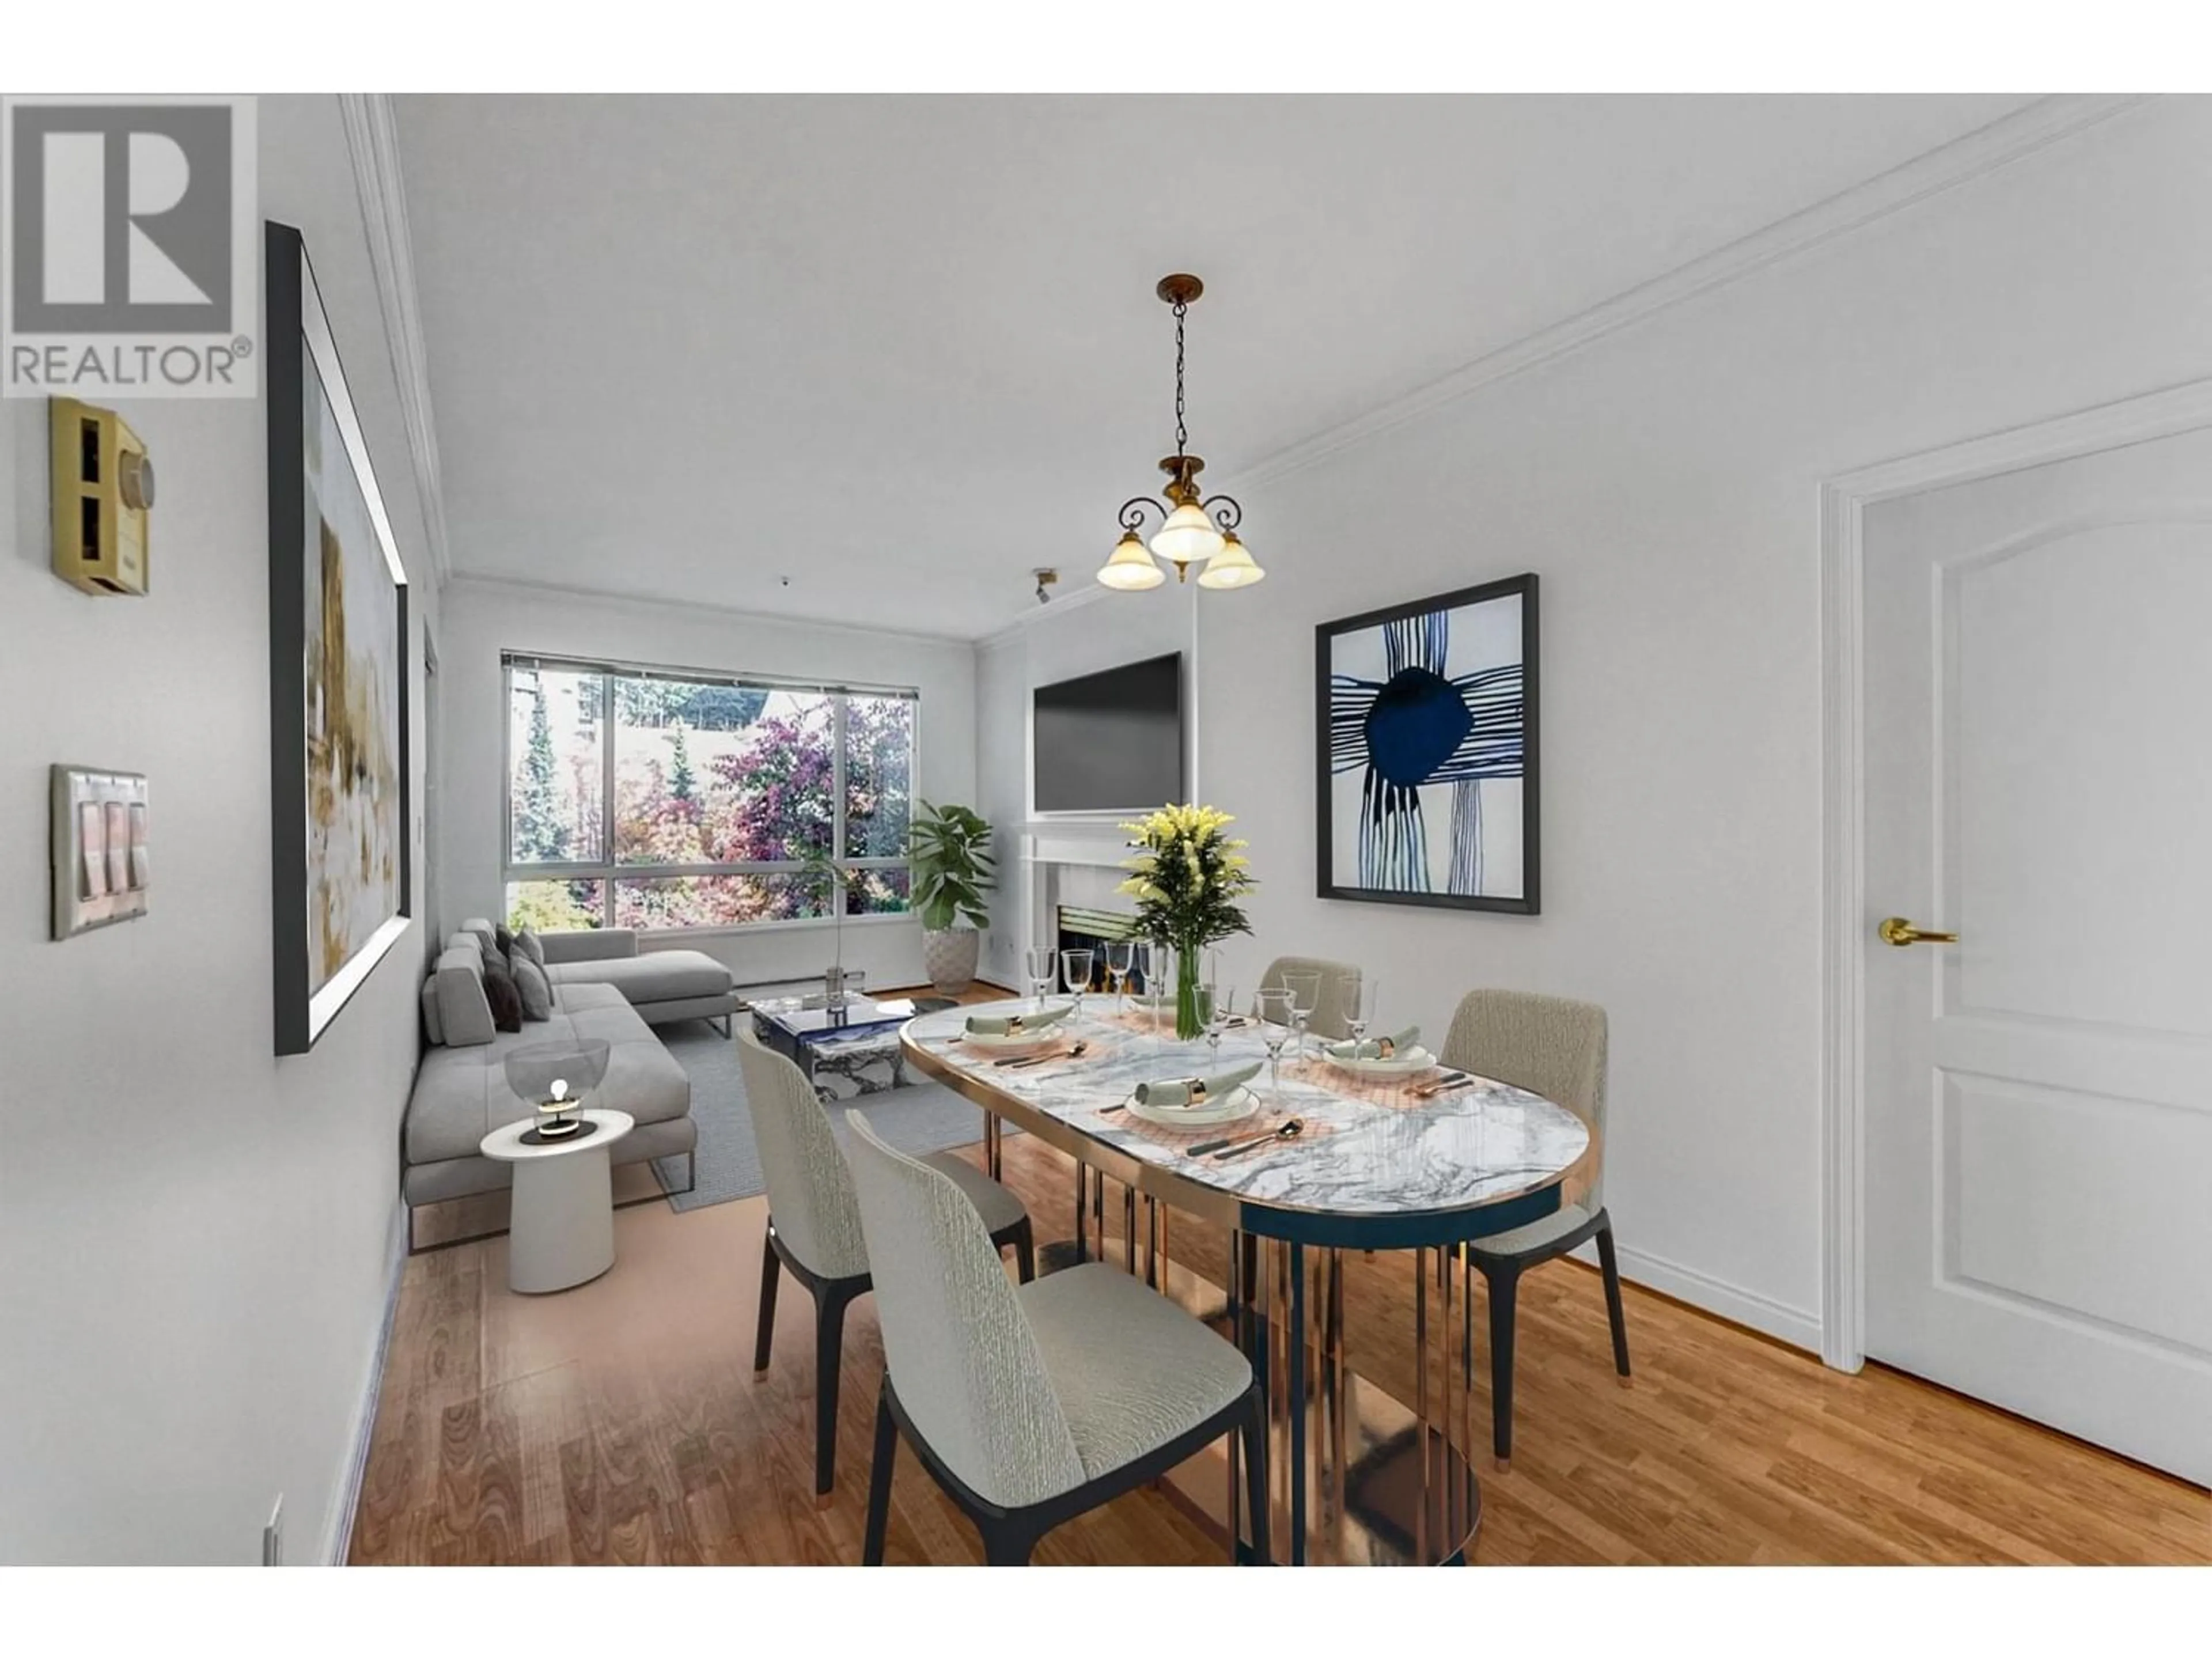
[975,99,2212,1347]
[0,97,438,1561]
[436,578,978,991]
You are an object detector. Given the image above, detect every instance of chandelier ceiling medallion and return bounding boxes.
[1097,274,1264,593]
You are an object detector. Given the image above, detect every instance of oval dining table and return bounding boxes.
[902,994,1596,1566]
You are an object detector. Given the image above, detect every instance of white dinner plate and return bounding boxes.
[1323,1044,1434,1078]
[1123,1084,1261,1130]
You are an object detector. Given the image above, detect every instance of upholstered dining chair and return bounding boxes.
[1257,955,1362,1041]
[1440,989,1629,1471]
[843,1112,1270,1566]
[737,1030,1035,1505]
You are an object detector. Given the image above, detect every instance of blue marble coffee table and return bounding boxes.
[751,994,919,1102]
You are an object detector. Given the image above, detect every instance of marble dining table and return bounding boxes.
[902,994,1597,1566]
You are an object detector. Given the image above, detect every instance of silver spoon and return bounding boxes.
[1202,1118,1306,1160]
[998,1040,1088,1069]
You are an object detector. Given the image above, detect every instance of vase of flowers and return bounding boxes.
[1117,804,1256,1041]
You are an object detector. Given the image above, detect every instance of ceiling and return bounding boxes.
[394,94,2032,639]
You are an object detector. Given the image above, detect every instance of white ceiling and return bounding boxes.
[395,94,2032,639]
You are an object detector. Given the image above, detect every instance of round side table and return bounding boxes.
[480,1108,635,1294]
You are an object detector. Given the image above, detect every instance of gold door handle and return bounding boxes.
[1878,916,1959,947]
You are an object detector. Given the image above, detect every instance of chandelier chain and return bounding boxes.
[1172,300,1188,460]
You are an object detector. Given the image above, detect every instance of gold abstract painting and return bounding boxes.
[301,354,404,998]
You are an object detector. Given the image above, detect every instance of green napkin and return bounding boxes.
[1134,1062,1262,1108]
[966,1005,1073,1037]
[1327,1025,1421,1060]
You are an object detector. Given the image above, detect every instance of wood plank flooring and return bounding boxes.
[351,998,2211,1566]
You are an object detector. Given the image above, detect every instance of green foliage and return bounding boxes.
[616,676,769,732]
[507,878,601,933]
[668,719,696,804]
[908,800,994,933]
[514,684,569,862]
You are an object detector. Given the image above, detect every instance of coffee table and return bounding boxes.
[751,994,921,1101]
[480,1108,635,1293]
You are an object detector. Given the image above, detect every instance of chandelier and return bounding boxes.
[1097,274,1264,593]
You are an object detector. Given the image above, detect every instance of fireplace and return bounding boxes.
[1054,905,1150,995]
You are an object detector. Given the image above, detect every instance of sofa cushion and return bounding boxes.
[434,945,496,1047]
[421,977,444,1046]
[547,948,732,1006]
[513,927,547,971]
[405,989,689,1165]
[481,953,524,1033]
[512,954,554,1021]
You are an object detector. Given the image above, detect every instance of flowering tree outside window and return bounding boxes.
[503,660,915,932]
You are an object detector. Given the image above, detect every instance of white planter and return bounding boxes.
[922,927,980,997]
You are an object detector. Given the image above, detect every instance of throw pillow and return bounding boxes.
[512,955,554,1022]
[495,923,517,963]
[513,927,547,971]
[480,953,525,1033]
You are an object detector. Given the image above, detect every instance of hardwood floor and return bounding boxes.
[352,999,2211,1566]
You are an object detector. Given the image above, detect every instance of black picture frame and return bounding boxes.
[267,221,412,1055]
[1315,572,1539,915]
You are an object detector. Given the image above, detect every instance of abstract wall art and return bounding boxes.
[51,766,149,938]
[1316,573,1539,914]
[267,221,411,1055]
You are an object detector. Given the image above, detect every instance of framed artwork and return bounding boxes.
[266,221,411,1055]
[1316,572,1539,914]
[51,766,150,937]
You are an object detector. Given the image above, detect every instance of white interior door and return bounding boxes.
[1862,424,2212,1484]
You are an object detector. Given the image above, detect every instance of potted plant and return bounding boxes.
[1118,803,1257,1040]
[908,801,995,995]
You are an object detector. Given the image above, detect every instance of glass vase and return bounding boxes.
[1174,946,1206,1043]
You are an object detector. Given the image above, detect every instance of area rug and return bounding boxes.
[650,1020,1014,1213]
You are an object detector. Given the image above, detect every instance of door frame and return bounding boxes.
[1819,376,2212,1373]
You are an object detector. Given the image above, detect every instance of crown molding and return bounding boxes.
[340,93,452,589]
[1226,94,2156,494]
[444,573,980,650]
[976,581,1116,652]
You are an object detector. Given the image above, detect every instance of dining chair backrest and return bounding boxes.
[841,1112,1087,1509]
[736,1028,872,1282]
[1258,956,1363,1041]
[1441,990,1610,1205]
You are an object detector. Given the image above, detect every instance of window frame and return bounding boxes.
[500,652,919,934]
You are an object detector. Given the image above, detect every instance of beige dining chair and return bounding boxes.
[1441,988,1629,1471]
[1258,955,1362,1041]
[738,1029,1034,1504]
[843,1112,1268,1566]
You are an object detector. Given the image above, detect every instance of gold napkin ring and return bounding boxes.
[1188,1079,1209,1102]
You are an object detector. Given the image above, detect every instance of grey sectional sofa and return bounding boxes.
[402,921,724,1251]
[540,928,740,1031]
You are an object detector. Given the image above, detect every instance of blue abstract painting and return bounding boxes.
[1317,574,1538,914]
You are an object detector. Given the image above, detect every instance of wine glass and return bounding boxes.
[1127,941,1154,1036]
[1104,940,1134,1017]
[1059,946,1094,1026]
[1281,969,1322,1062]
[1255,987,1297,1107]
[1024,945,1056,1011]
[1204,953,1236,1066]
[1346,976,1380,1055]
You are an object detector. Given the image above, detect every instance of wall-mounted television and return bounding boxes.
[1032,652,1185,813]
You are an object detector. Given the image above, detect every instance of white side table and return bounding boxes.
[480,1108,635,1293]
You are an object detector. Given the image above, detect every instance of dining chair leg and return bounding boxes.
[862,1385,897,1565]
[1594,1214,1633,1384]
[1238,1387,1270,1565]
[752,1222,781,1374]
[1483,1260,1520,1471]
[980,1522,1037,1566]
[814,1284,858,1502]
[1009,1216,1036,1283]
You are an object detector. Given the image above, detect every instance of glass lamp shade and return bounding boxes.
[1148,500,1226,566]
[1098,531,1166,590]
[503,1037,612,1118]
[1197,531,1264,589]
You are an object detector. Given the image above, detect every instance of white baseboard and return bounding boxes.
[1570,1237,1824,1357]
[322,1203,408,1567]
